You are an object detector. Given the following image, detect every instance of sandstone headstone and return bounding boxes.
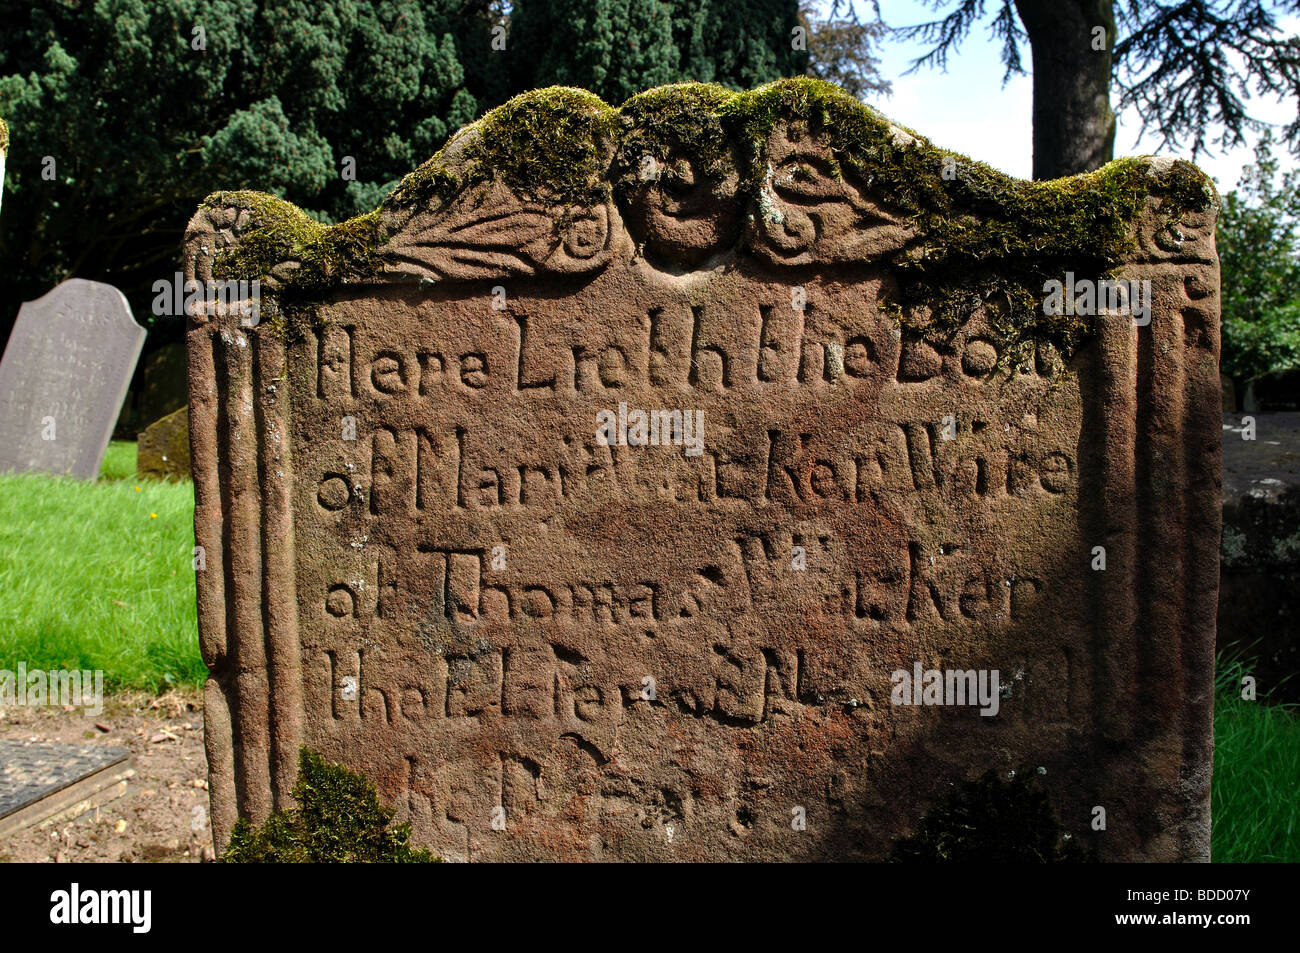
[136,405,190,480]
[0,279,145,480]
[186,80,1222,861]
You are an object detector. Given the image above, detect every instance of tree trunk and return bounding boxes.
[1014,0,1115,179]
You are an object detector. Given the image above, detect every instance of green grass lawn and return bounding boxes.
[1,442,1297,860]
[0,440,202,691]
[1210,650,1300,862]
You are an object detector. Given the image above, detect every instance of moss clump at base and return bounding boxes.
[889,769,1089,862]
[222,747,437,863]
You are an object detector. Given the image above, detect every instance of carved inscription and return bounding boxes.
[286,264,1084,861]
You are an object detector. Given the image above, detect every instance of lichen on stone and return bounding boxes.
[719,77,1217,367]
[615,83,739,197]
[205,190,385,297]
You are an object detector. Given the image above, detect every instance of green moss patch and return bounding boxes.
[206,191,385,302]
[721,77,1216,367]
[223,747,437,863]
[615,83,739,198]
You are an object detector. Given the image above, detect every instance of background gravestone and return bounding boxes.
[186,79,1221,862]
[136,406,190,480]
[0,279,144,480]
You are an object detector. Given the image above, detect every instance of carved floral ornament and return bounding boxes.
[183,79,1217,309]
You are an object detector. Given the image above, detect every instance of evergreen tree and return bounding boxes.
[508,0,807,102]
[0,0,479,339]
[0,0,807,348]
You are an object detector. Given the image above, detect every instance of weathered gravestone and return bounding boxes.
[186,80,1222,861]
[0,280,145,480]
[136,405,190,480]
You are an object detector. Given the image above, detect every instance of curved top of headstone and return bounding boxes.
[0,278,144,481]
[185,77,1217,353]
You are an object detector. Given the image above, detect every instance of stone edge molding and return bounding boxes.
[184,77,1222,860]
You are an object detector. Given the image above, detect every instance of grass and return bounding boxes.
[0,444,1297,859]
[1211,645,1300,862]
[0,440,203,692]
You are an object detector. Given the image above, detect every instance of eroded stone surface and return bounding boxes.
[0,280,144,480]
[186,80,1222,862]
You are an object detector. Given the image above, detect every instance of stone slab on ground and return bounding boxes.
[137,406,190,480]
[0,741,132,838]
[0,692,212,863]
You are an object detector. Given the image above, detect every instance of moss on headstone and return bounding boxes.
[198,76,1216,373]
[222,747,437,863]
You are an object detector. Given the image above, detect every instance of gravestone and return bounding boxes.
[186,80,1222,861]
[0,280,145,480]
[136,405,190,480]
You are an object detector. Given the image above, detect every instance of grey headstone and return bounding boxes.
[0,279,145,480]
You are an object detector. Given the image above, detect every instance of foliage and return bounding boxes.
[1211,644,1300,862]
[896,0,1300,161]
[1219,134,1300,383]
[0,0,805,347]
[224,748,438,863]
[800,1,892,99]
[0,0,479,339]
[507,0,807,104]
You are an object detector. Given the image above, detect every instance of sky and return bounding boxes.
[838,0,1300,192]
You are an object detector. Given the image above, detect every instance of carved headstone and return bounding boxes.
[186,80,1222,861]
[0,279,145,480]
[137,405,190,481]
